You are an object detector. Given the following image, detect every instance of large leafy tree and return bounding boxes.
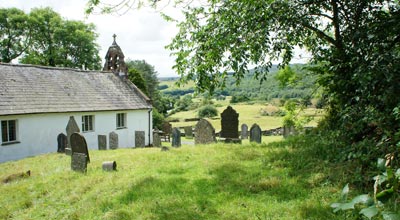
[88,0,400,161]
[0,8,30,63]
[19,7,101,69]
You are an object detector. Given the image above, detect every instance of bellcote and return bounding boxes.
[103,34,128,74]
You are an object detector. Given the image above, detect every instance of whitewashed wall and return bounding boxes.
[0,109,152,163]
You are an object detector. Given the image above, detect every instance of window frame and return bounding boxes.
[116,113,127,129]
[82,115,94,132]
[1,119,19,145]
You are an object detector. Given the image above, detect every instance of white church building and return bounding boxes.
[0,36,153,162]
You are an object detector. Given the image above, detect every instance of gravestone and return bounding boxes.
[220,106,239,139]
[162,121,172,142]
[241,124,248,139]
[71,152,88,173]
[57,133,67,153]
[184,126,193,139]
[109,132,118,150]
[98,135,107,150]
[70,132,90,163]
[135,131,145,147]
[153,131,162,147]
[171,128,181,147]
[250,124,262,143]
[195,119,216,145]
[65,116,80,154]
[283,125,297,138]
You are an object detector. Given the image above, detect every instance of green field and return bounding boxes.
[0,138,347,220]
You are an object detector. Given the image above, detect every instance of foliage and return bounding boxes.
[275,66,298,88]
[283,100,312,130]
[152,108,165,130]
[127,67,149,96]
[125,59,172,115]
[230,94,250,104]
[0,8,30,63]
[198,104,218,118]
[174,94,193,112]
[18,7,101,69]
[331,158,400,219]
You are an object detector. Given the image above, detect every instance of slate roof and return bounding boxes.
[0,63,152,116]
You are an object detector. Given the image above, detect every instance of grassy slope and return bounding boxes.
[0,137,346,220]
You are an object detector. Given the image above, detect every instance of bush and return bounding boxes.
[198,105,218,118]
[152,109,164,130]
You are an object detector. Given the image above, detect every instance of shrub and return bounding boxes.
[152,109,164,130]
[198,105,218,118]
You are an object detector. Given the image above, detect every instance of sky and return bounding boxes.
[0,0,181,77]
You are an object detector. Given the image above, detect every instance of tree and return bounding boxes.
[0,8,30,63]
[127,67,149,96]
[87,1,400,156]
[20,7,101,69]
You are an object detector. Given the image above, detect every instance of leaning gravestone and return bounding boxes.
[195,119,216,145]
[71,152,88,173]
[65,116,80,155]
[153,132,162,147]
[184,126,193,139]
[70,132,90,163]
[109,132,118,150]
[241,124,249,139]
[57,133,67,153]
[98,135,107,150]
[171,128,181,147]
[135,131,145,147]
[220,106,239,139]
[250,124,262,143]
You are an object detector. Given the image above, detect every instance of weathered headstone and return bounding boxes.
[283,125,297,138]
[109,131,118,150]
[184,126,193,139]
[70,132,90,163]
[250,124,262,143]
[98,135,107,150]
[153,131,162,147]
[57,133,67,153]
[71,152,88,173]
[162,121,172,142]
[195,119,216,145]
[241,124,248,139]
[171,127,181,147]
[135,131,145,147]
[220,106,239,139]
[65,116,80,153]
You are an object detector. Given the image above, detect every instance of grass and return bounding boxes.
[0,136,348,220]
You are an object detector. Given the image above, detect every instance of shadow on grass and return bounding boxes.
[110,136,343,219]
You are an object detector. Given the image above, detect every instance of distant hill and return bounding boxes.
[158,64,316,101]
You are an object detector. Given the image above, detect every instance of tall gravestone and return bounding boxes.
[98,135,107,150]
[70,133,90,172]
[57,133,67,153]
[195,119,216,145]
[66,116,80,155]
[241,124,248,139]
[162,122,172,142]
[171,128,181,147]
[250,124,262,143]
[220,106,239,139]
[153,132,162,147]
[70,132,90,163]
[109,132,118,150]
[135,131,145,147]
[184,126,193,139]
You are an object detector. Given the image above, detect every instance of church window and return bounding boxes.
[82,115,94,132]
[1,120,18,144]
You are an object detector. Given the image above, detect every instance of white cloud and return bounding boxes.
[0,0,179,77]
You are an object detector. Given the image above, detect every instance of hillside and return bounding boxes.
[0,139,348,220]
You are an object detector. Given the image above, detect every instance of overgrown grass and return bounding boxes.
[0,136,349,220]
